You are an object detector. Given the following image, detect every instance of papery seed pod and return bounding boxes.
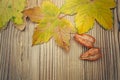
[80,48,102,61]
[74,34,96,48]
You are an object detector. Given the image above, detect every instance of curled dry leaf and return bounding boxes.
[74,34,96,48]
[23,7,44,23]
[15,16,27,31]
[80,48,102,61]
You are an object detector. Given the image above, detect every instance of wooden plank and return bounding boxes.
[0,0,120,80]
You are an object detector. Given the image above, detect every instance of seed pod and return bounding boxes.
[80,48,102,61]
[74,34,96,48]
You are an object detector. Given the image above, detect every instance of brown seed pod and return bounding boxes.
[80,48,102,61]
[74,34,96,48]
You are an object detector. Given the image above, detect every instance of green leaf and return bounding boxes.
[0,0,26,30]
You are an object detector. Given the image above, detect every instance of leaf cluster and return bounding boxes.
[0,0,116,51]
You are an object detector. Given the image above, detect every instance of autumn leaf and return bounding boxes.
[23,1,60,23]
[0,0,26,30]
[23,7,44,23]
[23,1,74,51]
[61,0,116,34]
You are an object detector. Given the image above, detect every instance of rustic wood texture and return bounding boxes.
[0,0,120,80]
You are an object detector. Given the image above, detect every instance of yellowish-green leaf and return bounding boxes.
[94,9,113,30]
[32,19,53,45]
[41,1,60,17]
[24,1,74,51]
[76,13,95,34]
[53,19,74,51]
[61,0,116,34]
[0,0,26,30]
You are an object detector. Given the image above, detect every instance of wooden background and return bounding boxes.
[0,0,120,80]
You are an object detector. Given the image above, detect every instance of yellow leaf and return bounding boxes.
[41,1,60,17]
[60,0,79,15]
[95,0,116,8]
[75,13,95,34]
[53,19,74,51]
[32,19,53,45]
[23,1,60,23]
[61,0,116,34]
[26,1,75,51]
[94,9,113,29]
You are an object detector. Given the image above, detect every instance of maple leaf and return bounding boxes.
[0,0,26,30]
[23,1,74,51]
[61,0,116,34]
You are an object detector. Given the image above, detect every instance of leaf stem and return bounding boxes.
[58,14,67,19]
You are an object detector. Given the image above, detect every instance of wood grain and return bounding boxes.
[0,0,120,80]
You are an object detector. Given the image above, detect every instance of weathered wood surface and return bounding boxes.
[0,0,120,80]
